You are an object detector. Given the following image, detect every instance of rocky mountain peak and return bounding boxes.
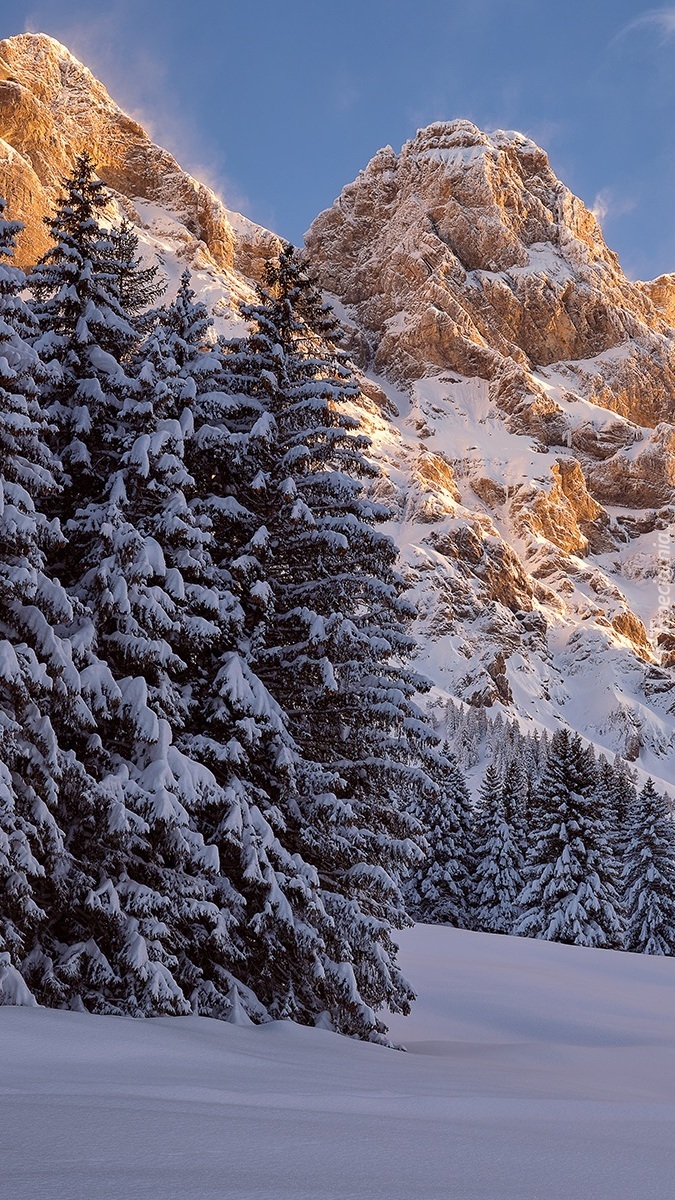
[0,37,673,786]
[307,124,675,781]
[307,118,675,403]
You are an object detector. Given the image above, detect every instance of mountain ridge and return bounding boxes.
[0,32,673,789]
[0,31,279,278]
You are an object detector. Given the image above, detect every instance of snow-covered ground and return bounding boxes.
[4,925,675,1199]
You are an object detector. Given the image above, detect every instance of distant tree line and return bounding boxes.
[408,723,675,955]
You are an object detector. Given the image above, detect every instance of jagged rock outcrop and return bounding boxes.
[510,458,610,557]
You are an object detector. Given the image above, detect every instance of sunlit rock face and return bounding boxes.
[307,121,675,781]
[0,32,279,276]
[0,36,673,784]
[306,120,675,425]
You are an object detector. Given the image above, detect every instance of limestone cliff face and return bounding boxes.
[307,121,675,781]
[307,120,675,428]
[0,33,278,277]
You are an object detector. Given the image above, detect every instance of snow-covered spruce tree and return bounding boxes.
[24,159,248,1016]
[608,757,637,861]
[0,202,140,1015]
[473,763,502,850]
[0,198,74,993]
[216,246,429,1037]
[154,272,417,1039]
[0,199,123,1011]
[404,746,474,927]
[515,729,622,948]
[473,764,524,934]
[622,779,675,955]
[593,758,634,890]
[123,282,336,1025]
[501,756,529,857]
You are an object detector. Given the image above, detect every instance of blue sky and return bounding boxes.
[3,1,675,279]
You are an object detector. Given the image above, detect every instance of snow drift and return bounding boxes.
[3,924,675,1200]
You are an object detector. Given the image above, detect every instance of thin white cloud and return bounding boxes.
[591,191,610,222]
[612,6,675,45]
[590,188,636,224]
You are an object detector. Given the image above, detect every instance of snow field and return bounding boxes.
[4,924,675,1199]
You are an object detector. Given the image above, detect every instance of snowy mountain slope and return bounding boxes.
[306,123,675,789]
[343,366,675,792]
[4,924,675,1200]
[0,34,674,788]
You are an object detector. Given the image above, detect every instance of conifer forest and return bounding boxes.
[1,156,674,1043]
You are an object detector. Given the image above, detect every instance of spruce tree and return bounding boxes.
[0,199,132,1014]
[24,160,243,1016]
[217,246,429,1036]
[105,217,166,319]
[134,276,337,1029]
[623,780,675,955]
[473,763,524,933]
[609,757,638,860]
[152,273,419,1039]
[593,759,633,892]
[0,198,71,986]
[501,757,529,855]
[473,763,502,850]
[404,747,474,928]
[516,729,622,947]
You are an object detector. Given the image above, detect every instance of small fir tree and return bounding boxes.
[405,747,475,928]
[593,759,634,890]
[623,779,675,955]
[501,757,529,855]
[516,729,622,948]
[473,763,502,850]
[473,764,524,934]
[105,217,166,319]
